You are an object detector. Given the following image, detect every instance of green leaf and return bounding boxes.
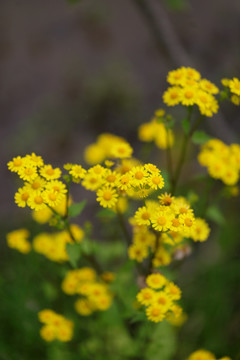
[68,200,86,218]
[206,205,225,225]
[66,243,82,268]
[192,130,212,144]
[181,117,190,134]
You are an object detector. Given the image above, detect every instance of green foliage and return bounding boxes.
[68,200,87,218]
[191,130,212,145]
[66,243,82,268]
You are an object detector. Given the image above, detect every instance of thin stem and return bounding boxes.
[116,208,132,247]
[46,204,103,274]
[166,127,173,186]
[146,231,161,276]
[171,109,204,195]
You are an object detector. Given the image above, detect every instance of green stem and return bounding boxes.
[171,109,204,195]
[116,208,132,247]
[47,204,103,274]
[166,127,173,187]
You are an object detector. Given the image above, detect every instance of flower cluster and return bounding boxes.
[62,267,113,315]
[198,139,240,185]
[128,196,210,265]
[33,224,84,262]
[186,349,231,360]
[38,309,74,342]
[81,161,164,208]
[6,229,31,254]
[138,108,174,149]
[84,133,133,165]
[8,153,67,211]
[137,273,182,323]
[221,77,240,105]
[163,66,219,117]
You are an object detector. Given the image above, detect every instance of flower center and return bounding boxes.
[32,181,40,190]
[141,212,150,220]
[184,218,193,227]
[34,196,43,205]
[157,216,166,226]
[152,176,161,185]
[135,171,143,180]
[172,218,180,227]
[14,159,22,166]
[49,193,57,201]
[21,193,29,201]
[103,191,112,201]
[170,91,178,99]
[106,174,116,183]
[46,168,54,176]
[185,91,194,99]
[151,308,160,316]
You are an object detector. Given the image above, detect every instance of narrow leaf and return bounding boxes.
[206,206,225,225]
[192,130,212,145]
[66,243,82,268]
[68,200,86,218]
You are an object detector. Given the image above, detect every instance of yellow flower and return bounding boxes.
[32,207,53,224]
[7,156,27,173]
[43,189,64,207]
[103,169,120,187]
[134,206,151,226]
[96,186,118,208]
[129,166,148,187]
[165,282,181,300]
[187,350,216,360]
[40,165,61,180]
[152,291,172,312]
[75,298,94,316]
[110,142,133,159]
[82,172,104,191]
[167,68,186,85]
[25,176,46,193]
[146,273,166,289]
[231,94,240,105]
[163,86,181,106]
[84,143,106,165]
[151,210,173,232]
[128,243,148,262]
[69,164,86,180]
[180,86,197,106]
[229,77,240,96]
[117,174,132,191]
[200,79,219,94]
[6,228,31,254]
[146,304,165,322]
[28,191,47,211]
[26,153,44,167]
[138,122,156,142]
[147,173,164,190]
[14,186,31,208]
[18,164,38,182]
[191,218,210,242]
[137,288,156,306]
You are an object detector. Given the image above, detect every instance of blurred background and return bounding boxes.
[0,0,240,359]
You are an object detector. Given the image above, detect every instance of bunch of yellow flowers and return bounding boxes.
[38,309,74,342]
[221,77,240,105]
[84,133,133,165]
[137,273,182,323]
[6,228,31,254]
[33,224,84,262]
[8,153,67,211]
[198,139,240,185]
[80,162,164,208]
[62,267,113,315]
[186,349,231,360]
[163,66,219,117]
[138,108,174,149]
